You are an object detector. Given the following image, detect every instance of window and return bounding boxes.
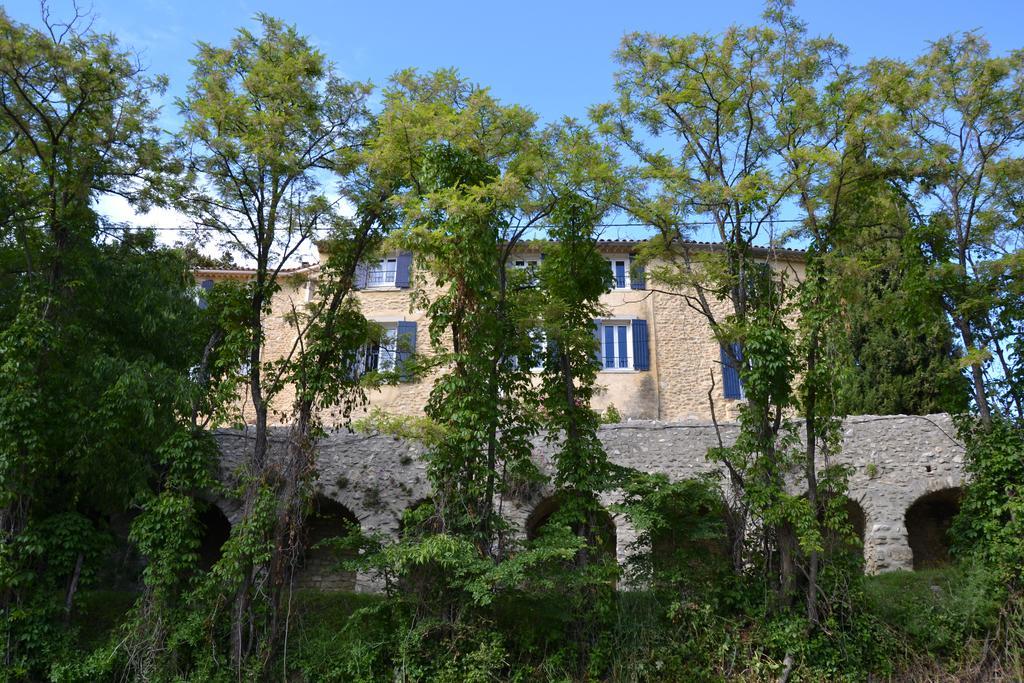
[608,258,629,289]
[366,258,398,288]
[356,253,412,290]
[357,321,417,380]
[505,329,546,372]
[600,321,632,370]
[511,257,540,286]
[362,324,399,372]
[595,319,650,372]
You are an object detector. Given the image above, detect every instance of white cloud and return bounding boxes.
[94,193,192,233]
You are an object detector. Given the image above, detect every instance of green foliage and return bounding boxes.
[2,3,1022,681]
[0,9,206,675]
[829,208,969,416]
[370,69,549,548]
[952,417,1024,588]
[867,32,1024,420]
[352,406,447,444]
[865,564,1000,660]
[600,404,622,424]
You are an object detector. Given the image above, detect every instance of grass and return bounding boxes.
[864,564,1000,658]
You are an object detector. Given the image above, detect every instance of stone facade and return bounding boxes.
[195,240,805,425]
[212,413,965,591]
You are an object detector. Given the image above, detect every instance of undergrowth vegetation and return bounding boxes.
[2,0,1023,680]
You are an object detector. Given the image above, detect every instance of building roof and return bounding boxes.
[194,239,804,279]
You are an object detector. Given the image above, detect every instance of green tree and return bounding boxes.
[0,7,199,676]
[828,182,968,415]
[173,15,380,674]
[594,1,861,625]
[868,33,1024,421]
[368,69,553,553]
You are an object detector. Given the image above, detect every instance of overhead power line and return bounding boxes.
[101,218,811,232]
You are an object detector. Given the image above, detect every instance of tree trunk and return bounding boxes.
[954,315,991,424]
[804,328,820,626]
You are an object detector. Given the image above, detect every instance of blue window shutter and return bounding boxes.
[198,279,214,309]
[593,320,602,367]
[630,257,646,290]
[720,343,743,399]
[395,252,413,288]
[354,262,369,290]
[632,319,649,370]
[396,321,417,382]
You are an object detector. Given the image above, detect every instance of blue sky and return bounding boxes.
[6,0,1024,248]
[8,0,1022,126]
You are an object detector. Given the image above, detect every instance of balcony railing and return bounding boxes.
[365,267,397,287]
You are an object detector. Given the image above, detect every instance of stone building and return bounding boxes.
[197,242,966,587]
[195,239,806,424]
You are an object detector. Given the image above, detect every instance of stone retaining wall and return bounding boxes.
[214,413,965,590]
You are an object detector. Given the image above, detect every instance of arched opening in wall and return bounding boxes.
[822,497,867,566]
[295,496,359,592]
[905,488,962,570]
[846,499,866,548]
[197,504,231,572]
[526,494,617,566]
[648,482,731,587]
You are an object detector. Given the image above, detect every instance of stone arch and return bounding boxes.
[525,493,617,563]
[295,495,360,591]
[845,498,867,548]
[197,503,231,571]
[824,497,868,566]
[905,487,962,570]
[647,484,731,577]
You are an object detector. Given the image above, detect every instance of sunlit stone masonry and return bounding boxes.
[209,413,966,592]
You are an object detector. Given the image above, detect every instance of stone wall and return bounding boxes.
[213,413,965,590]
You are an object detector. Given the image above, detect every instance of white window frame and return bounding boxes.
[607,257,630,290]
[361,323,399,373]
[365,257,398,289]
[512,257,540,269]
[597,319,634,372]
[511,256,540,286]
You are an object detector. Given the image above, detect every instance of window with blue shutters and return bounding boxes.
[361,324,399,372]
[607,258,630,289]
[595,319,649,371]
[720,343,745,399]
[356,252,414,289]
[356,321,416,382]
